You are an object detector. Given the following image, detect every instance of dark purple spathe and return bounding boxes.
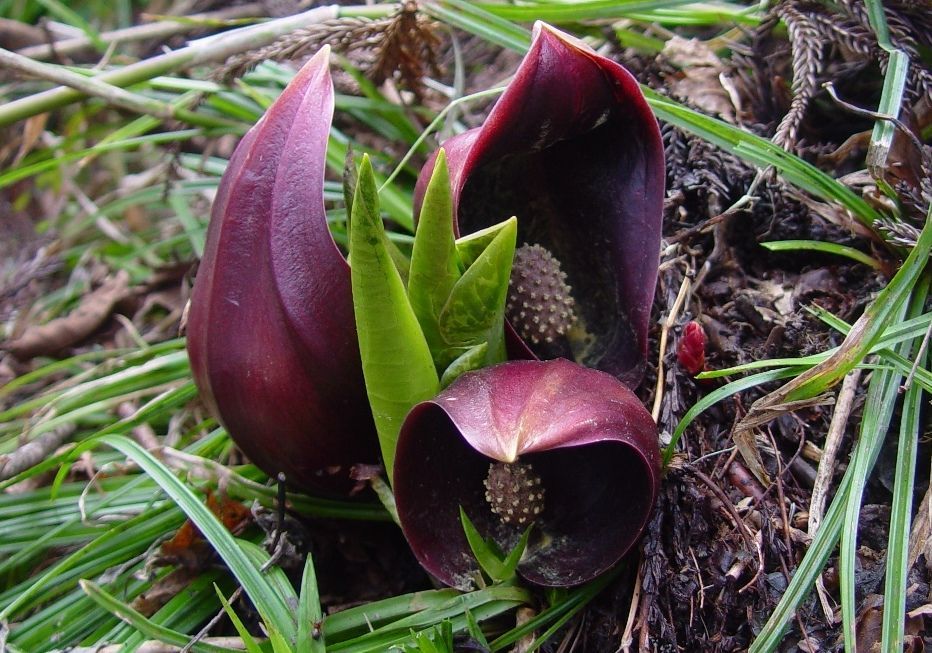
[394,359,660,588]
[186,47,378,494]
[416,23,665,387]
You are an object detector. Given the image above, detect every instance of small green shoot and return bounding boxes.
[459,507,532,583]
[760,239,882,270]
[215,584,265,653]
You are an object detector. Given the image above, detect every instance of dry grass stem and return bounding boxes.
[652,272,692,421]
[0,424,76,481]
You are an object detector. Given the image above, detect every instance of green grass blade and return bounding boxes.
[663,367,801,464]
[215,584,265,653]
[760,240,882,270]
[840,274,930,650]
[423,0,531,52]
[297,553,326,653]
[784,207,932,401]
[862,0,909,174]
[34,0,106,51]
[81,580,232,653]
[477,0,695,21]
[880,338,926,651]
[643,90,882,227]
[91,434,297,642]
[750,278,926,650]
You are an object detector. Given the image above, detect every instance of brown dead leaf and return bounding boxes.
[733,427,771,487]
[156,491,252,571]
[855,593,885,652]
[131,568,198,616]
[3,270,131,361]
[663,36,737,122]
[13,114,48,166]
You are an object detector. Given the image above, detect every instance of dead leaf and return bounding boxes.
[733,427,771,486]
[155,491,252,571]
[3,270,131,361]
[131,568,198,616]
[663,36,737,122]
[13,113,48,166]
[855,593,885,652]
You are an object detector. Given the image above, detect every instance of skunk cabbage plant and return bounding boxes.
[394,359,660,588]
[186,47,378,494]
[416,23,665,387]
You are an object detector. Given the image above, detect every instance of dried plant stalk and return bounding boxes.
[217,1,441,99]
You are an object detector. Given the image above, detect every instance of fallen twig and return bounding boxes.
[0,424,75,481]
[16,4,272,61]
[652,271,691,421]
[808,368,861,622]
[3,270,131,361]
[0,4,387,128]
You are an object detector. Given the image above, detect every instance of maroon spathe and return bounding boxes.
[416,23,665,387]
[394,359,660,588]
[186,48,378,494]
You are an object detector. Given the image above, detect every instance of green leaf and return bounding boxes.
[215,585,265,653]
[459,507,531,583]
[760,240,882,270]
[350,155,440,480]
[455,220,514,268]
[440,343,489,388]
[408,149,464,370]
[297,553,326,653]
[438,217,517,369]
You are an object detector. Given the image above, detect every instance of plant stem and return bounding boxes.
[0,47,179,120]
[0,4,398,129]
[16,3,271,61]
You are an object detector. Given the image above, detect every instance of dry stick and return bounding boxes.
[688,468,764,594]
[808,367,862,622]
[617,558,642,653]
[0,47,194,121]
[17,3,270,60]
[0,424,76,481]
[652,272,692,422]
[0,4,396,129]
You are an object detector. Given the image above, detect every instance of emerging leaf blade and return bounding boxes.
[407,149,463,370]
[438,217,517,371]
[350,155,440,480]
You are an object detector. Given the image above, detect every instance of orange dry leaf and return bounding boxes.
[157,491,252,571]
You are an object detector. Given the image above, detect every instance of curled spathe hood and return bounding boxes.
[416,22,665,387]
[394,359,660,588]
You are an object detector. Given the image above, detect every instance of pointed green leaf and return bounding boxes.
[215,585,264,653]
[459,506,530,584]
[439,217,517,365]
[455,219,515,268]
[408,149,463,369]
[459,507,503,583]
[297,553,326,653]
[350,155,440,480]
